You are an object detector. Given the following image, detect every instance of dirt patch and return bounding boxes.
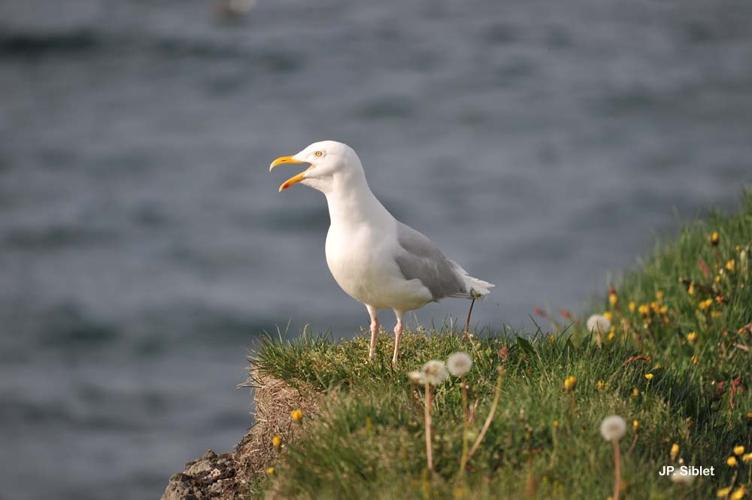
[161,368,320,499]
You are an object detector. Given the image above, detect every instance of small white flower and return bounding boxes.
[586,314,611,335]
[600,415,626,441]
[670,469,694,485]
[447,352,473,377]
[407,370,425,384]
[421,360,449,386]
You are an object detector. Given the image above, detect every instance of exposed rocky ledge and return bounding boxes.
[161,370,319,500]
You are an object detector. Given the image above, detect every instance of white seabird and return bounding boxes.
[269,141,494,365]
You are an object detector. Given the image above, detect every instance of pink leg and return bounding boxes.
[391,309,404,366]
[366,305,379,362]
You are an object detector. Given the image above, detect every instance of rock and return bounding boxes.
[161,449,241,500]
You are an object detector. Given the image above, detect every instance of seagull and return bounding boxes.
[269,141,494,365]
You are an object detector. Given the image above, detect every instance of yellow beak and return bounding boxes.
[269,155,309,192]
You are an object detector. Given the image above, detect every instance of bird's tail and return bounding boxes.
[449,259,494,298]
[464,275,494,298]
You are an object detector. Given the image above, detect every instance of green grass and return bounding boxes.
[251,191,752,499]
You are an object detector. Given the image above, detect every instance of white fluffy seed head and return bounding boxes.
[586,314,611,335]
[421,360,449,386]
[670,470,694,485]
[600,415,626,441]
[447,352,473,377]
[407,370,425,385]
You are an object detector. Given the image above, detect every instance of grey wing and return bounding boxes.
[394,222,469,300]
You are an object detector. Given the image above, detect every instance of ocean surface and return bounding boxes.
[1,0,751,498]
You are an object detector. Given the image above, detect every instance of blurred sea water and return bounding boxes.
[1,0,751,498]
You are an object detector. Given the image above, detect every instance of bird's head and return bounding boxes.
[269,140,363,193]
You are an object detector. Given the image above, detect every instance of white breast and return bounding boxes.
[325,221,432,311]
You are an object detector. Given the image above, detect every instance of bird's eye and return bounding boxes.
[314,151,323,157]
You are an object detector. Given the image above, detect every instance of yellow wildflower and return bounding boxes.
[727,456,737,467]
[272,435,282,448]
[595,380,607,391]
[631,387,640,399]
[670,443,680,460]
[659,304,668,315]
[609,292,618,306]
[725,259,735,272]
[698,299,713,311]
[718,487,731,498]
[731,487,746,500]
[691,355,700,365]
[603,311,613,322]
[632,419,640,432]
[687,331,698,343]
[734,445,745,456]
[710,231,720,246]
[638,304,650,316]
[645,373,654,380]
[628,301,636,313]
[266,466,275,476]
[563,375,577,392]
[607,329,616,341]
[742,452,752,463]
[290,409,303,423]
[655,290,664,301]
[688,283,696,296]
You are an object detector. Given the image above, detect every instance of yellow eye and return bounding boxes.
[314,151,323,157]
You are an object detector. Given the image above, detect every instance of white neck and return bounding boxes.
[324,170,392,228]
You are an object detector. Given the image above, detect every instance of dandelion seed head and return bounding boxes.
[586,314,611,334]
[670,470,694,485]
[408,370,426,384]
[447,352,473,377]
[421,360,449,385]
[600,415,626,441]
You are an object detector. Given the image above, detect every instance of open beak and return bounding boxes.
[269,155,310,192]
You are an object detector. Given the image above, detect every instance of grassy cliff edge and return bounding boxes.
[167,191,752,499]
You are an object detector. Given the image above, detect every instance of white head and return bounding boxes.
[268,140,364,194]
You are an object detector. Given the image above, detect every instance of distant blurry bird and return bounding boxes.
[215,0,256,20]
[269,141,494,365]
